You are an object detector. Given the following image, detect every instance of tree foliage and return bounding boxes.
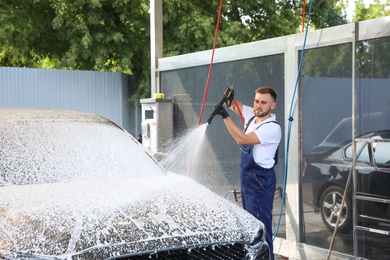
[354,0,390,78]
[353,0,390,22]
[0,0,351,98]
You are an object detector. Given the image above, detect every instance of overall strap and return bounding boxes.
[258,120,280,166]
[255,120,280,129]
[243,116,280,166]
[243,116,280,133]
[243,116,255,133]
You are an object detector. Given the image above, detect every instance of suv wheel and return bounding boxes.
[320,186,352,233]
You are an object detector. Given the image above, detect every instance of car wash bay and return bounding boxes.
[149,17,390,260]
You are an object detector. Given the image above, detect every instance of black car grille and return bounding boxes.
[117,243,263,259]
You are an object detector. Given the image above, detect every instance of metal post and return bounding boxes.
[150,0,163,97]
[352,21,359,258]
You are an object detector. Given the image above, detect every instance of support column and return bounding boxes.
[150,0,163,97]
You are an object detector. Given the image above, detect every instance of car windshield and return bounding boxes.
[0,110,165,186]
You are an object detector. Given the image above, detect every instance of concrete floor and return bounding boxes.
[275,254,289,259]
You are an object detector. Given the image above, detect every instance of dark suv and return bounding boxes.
[305,130,390,233]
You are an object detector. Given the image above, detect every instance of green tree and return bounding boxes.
[0,0,348,98]
[352,0,390,78]
[163,0,348,56]
[353,0,390,22]
[301,0,390,79]
[309,0,347,28]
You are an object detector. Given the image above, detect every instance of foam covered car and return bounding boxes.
[0,108,269,259]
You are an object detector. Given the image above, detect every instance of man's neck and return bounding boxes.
[255,114,271,124]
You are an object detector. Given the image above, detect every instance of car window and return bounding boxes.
[345,141,370,163]
[373,141,390,165]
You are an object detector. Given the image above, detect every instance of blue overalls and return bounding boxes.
[240,118,279,260]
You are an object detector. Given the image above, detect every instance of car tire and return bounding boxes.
[320,186,352,233]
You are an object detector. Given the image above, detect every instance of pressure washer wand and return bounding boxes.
[206,88,233,125]
[206,97,226,125]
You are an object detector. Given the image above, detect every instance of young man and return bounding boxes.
[215,86,281,260]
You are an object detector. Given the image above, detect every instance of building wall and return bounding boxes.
[0,67,140,136]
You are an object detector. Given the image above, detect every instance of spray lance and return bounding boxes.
[206,88,234,125]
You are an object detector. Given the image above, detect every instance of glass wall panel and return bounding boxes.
[354,36,390,259]
[300,43,354,255]
[301,36,390,258]
[161,54,286,239]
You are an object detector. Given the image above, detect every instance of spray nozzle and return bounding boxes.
[206,112,216,125]
[206,98,226,125]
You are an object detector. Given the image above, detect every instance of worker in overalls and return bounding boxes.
[213,86,281,260]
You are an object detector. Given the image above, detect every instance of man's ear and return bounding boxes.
[271,102,277,110]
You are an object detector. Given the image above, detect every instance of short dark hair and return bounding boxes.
[256,86,277,102]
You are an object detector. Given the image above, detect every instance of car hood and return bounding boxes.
[0,174,263,259]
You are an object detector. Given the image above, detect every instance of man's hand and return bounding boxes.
[206,90,232,125]
[215,105,229,119]
[223,88,234,107]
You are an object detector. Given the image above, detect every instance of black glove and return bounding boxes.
[223,88,234,107]
[215,105,229,119]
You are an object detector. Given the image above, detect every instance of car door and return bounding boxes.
[345,134,390,228]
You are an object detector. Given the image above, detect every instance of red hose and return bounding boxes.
[301,0,307,32]
[234,99,245,125]
[197,0,224,126]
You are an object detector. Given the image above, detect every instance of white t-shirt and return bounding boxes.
[242,105,282,169]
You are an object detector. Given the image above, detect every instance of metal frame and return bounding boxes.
[352,21,359,259]
[150,0,163,97]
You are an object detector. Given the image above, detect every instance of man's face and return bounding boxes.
[253,92,276,118]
